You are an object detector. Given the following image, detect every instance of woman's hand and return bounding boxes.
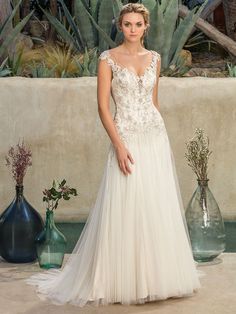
[115,144,134,176]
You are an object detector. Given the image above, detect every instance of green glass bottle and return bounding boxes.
[186,179,226,263]
[35,208,66,269]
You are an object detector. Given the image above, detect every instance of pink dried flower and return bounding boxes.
[5,140,32,186]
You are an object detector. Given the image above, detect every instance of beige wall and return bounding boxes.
[0,77,235,222]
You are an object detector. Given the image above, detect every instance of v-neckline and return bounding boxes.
[107,50,154,79]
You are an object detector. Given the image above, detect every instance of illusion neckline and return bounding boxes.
[106,50,155,80]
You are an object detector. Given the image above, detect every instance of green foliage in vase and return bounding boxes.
[184,128,212,181]
[0,0,34,60]
[226,62,236,77]
[43,179,78,211]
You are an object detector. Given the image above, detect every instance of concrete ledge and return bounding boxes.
[0,77,235,221]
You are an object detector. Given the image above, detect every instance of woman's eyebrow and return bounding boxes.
[123,20,143,23]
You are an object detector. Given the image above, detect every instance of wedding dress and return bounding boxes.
[25,49,205,307]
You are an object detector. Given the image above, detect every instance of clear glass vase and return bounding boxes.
[185,179,226,263]
[35,208,67,269]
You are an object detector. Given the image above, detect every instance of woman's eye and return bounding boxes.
[123,23,143,27]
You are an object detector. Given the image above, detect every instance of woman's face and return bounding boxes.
[120,12,147,43]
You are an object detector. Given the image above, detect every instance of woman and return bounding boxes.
[25,3,204,307]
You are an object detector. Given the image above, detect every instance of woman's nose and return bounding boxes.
[131,26,136,32]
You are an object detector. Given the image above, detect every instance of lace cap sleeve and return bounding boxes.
[98,50,109,61]
[153,50,161,62]
[98,50,116,71]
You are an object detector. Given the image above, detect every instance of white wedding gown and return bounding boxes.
[25,49,205,307]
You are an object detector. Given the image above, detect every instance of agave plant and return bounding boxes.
[74,46,98,76]
[7,49,25,76]
[143,0,208,69]
[82,0,208,69]
[40,0,208,73]
[0,0,34,60]
[29,62,57,77]
[0,58,11,77]
[161,53,191,77]
[226,62,236,77]
[38,0,116,52]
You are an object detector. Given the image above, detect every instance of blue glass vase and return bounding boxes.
[0,185,44,263]
[35,208,67,269]
[185,179,226,263]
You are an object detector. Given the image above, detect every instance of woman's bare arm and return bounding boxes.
[97,58,123,149]
[152,56,161,111]
[97,57,134,175]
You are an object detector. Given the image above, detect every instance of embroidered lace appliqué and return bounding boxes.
[98,49,166,145]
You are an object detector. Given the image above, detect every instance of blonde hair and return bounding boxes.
[117,3,150,47]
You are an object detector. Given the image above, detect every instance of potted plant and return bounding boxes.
[0,140,44,263]
[35,179,77,269]
[184,128,226,263]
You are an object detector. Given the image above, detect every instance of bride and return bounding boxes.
[25,2,204,307]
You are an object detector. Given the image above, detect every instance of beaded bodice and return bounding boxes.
[98,49,166,143]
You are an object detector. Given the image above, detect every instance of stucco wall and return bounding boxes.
[0,77,235,221]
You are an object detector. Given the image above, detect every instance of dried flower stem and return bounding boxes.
[5,140,32,186]
[185,128,212,181]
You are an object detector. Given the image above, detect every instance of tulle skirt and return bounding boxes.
[25,126,205,307]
